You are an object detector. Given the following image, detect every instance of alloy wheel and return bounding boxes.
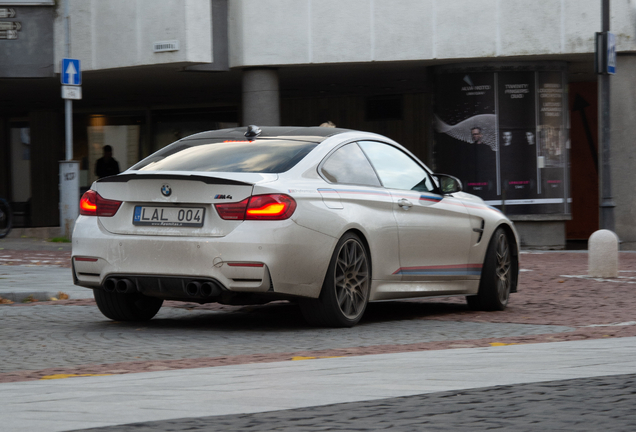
[334,239,370,320]
[495,233,511,304]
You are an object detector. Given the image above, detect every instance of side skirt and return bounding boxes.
[369,279,479,301]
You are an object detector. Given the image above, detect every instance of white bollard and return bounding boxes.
[588,229,619,278]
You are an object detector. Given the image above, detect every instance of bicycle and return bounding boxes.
[0,198,12,239]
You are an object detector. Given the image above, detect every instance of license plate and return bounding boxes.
[133,206,205,227]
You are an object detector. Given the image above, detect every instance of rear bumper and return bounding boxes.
[71,215,336,299]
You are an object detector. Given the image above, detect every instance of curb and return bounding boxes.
[1,290,94,303]
[2,291,68,303]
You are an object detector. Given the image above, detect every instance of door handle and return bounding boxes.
[398,198,412,210]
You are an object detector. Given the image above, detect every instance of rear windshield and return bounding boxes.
[131,139,318,173]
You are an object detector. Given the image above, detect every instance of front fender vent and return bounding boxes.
[473,219,485,244]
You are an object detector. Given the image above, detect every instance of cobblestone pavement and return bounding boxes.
[2,251,636,382]
[0,302,573,375]
[72,373,636,431]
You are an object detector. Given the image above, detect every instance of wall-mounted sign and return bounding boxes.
[0,8,16,18]
[0,4,21,40]
[607,32,616,75]
[0,20,20,30]
[433,63,569,216]
[0,5,53,77]
[0,29,17,39]
[153,40,179,53]
[0,1,54,5]
[596,31,617,75]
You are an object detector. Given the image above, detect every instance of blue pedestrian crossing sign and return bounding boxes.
[61,58,81,85]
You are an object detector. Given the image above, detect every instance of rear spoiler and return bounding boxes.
[96,173,253,186]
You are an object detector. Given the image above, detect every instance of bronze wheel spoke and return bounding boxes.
[334,238,370,320]
[495,233,511,304]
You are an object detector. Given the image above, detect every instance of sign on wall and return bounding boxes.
[0,1,54,4]
[433,64,569,215]
[0,5,54,77]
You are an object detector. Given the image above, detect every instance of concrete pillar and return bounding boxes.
[242,68,280,126]
[610,56,636,249]
[588,229,619,278]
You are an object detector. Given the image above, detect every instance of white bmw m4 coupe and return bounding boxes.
[72,126,519,327]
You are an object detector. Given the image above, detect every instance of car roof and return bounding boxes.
[182,126,353,143]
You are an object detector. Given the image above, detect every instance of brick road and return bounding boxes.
[1,249,636,380]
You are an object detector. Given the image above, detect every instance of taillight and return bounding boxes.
[215,198,249,220]
[215,194,296,221]
[79,190,122,217]
[246,194,296,220]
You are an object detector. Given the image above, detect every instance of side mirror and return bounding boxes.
[432,174,463,194]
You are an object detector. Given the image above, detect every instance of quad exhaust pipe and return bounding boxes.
[185,281,201,296]
[116,278,136,294]
[185,280,222,298]
[103,277,117,293]
[103,277,137,294]
[103,277,222,298]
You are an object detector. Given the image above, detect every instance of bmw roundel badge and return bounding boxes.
[161,184,172,197]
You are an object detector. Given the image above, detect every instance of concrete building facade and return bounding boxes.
[1,0,635,248]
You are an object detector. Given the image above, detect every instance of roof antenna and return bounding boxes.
[245,125,262,138]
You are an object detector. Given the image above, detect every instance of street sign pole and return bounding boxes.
[64,0,72,161]
[60,0,80,240]
[65,98,72,161]
[599,0,615,232]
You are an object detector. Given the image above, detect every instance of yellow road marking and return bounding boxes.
[489,342,520,347]
[291,356,343,361]
[40,373,112,380]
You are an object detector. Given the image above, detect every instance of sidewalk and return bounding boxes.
[0,237,85,302]
[0,265,93,302]
[2,337,636,431]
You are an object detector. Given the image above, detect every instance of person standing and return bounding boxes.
[95,145,120,179]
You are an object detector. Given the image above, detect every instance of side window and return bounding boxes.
[358,141,434,192]
[320,143,381,187]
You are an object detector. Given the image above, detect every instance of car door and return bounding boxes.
[358,141,474,282]
[318,142,401,282]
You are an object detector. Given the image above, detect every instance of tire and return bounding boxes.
[299,233,371,327]
[0,199,12,239]
[467,227,515,311]
[94,289,163,321]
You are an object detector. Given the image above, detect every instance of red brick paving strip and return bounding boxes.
[2,252,636,383]
[0,250,71,268]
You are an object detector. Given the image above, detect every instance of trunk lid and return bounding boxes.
[94,172,276,237]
